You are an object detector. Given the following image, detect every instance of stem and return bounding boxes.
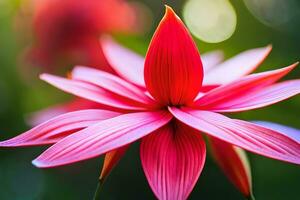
[247,193,255,200]
[93,180,103,200]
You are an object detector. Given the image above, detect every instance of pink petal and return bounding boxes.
[194,63,298,108]
[194,85,221,102]
[169,107,300,164]
[101,36,223,88]
[71,66,156,106]
[253,121,300,142]
[140,122,206,200]
[32,111,172,168]
[28,105,67,127]
[209,137,253,198]
[144,6,203,105]
[201,50,224,73]
[101,36,145,88]
[203,45,272,85]
[40,73,150,111]
[209,80,300,112]
[0,109,119,147]
[99,145,129,182]
[28,98,104,126]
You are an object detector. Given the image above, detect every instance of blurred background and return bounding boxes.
[0,0,299,199]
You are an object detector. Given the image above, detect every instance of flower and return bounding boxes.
[2,6,300,200]
[24,0,149,128]
[25,0,147,71]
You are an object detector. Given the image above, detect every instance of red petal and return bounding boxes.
[144,6,203,105]
[0,109,119,147]
[140,122,206,200]
[209,137,253,198]
[169,107,300,165]
[194,63,297,108]
[99,145,129,182]
[32,111,172,168]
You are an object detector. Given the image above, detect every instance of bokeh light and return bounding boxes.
[183,0,237,43]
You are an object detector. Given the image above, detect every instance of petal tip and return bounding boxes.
[32,159,45,168]
[267,44,273,50]
[39,73,46,80]
[288,62,299,70]
[32,159,52,168]
[164,5,178,20]
[145,5,203,105]
[39,73,51,81]
[277,62,299,74]
[0,139,20,147]
[294,61,299,66]
[265,44,272,54]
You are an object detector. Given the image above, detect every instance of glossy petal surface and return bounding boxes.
[41,74,149,111]
[72,66,156,106]
[144,7,203,105]
[0,109,119,147]
[210,80,300,112]
[141,122,206,200]
[253,121,300,142]
[33,111,172,168]
[169,107,300,164]
[194,63,297,109]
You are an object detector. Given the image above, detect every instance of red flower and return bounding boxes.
[2,6,300,199]
[27,0,145,71]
